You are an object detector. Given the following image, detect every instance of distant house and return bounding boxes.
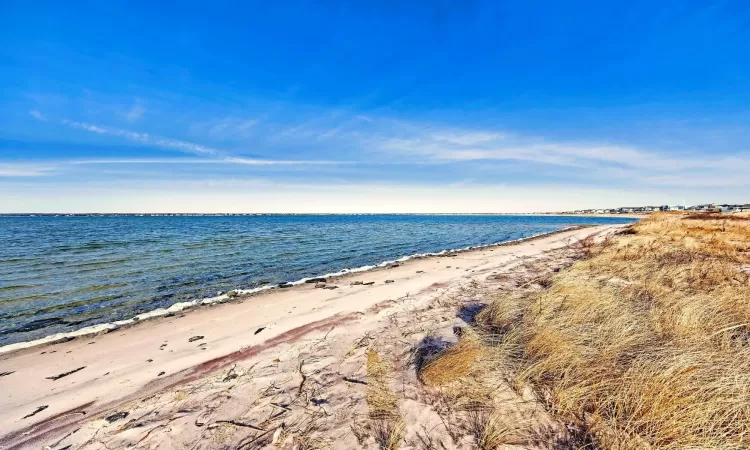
[687,204,715,211]
[724,204,750,213]
[563,203,747,215]
[718,204,744,213]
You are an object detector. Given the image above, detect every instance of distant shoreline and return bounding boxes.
[529,213,648,219]
[0,212,647,217]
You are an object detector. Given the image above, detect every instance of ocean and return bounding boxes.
[0,214,635,345]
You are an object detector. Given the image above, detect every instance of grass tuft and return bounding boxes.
[418,330,488,388]
[371,418,406,450]
[366,349,400,419]
[467,409,523,450]
[363,348,405,450]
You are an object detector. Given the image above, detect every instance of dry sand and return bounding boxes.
[0,225,624,449]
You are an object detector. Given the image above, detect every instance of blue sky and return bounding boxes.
[1,1,749,212]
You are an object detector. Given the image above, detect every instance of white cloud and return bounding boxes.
[223,157,348,166]
[376,124,750,186]
[190,117,259,140]
[124,102,145,122]
[641,173,750,187]
[432,132,505,146]
[63,120,218,155]
[29,109,46,121]
[22,105,750,197]
[69,157,349,166]
[209,118,258,138]
[0,163,56,177]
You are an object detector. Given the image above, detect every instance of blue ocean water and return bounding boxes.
[0,215,634,345]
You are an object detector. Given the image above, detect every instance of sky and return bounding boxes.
[1,1,749,213]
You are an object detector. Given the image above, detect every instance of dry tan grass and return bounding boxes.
[370,418,406,450]
[366,349,400,419]
[466,409,526,450]
[472,213,750,449]
[418,330,488,388]
[416,330,534,447]
[363,348,405,450]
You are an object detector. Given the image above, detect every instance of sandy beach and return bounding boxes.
[0,225,624,449]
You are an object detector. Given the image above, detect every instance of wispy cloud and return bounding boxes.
[70,157,350,166]
[0,157,351,179]
[432,132,505,146]
[63,120,218,155]
[123,101,145,122]
[190,117,259,140]
[29,109,46,121]
[641,173,750,187]
[376,124,750,186]
[0,163,56,177]
[211,118,257,137]
[225,157,351,166]
[19,101,750,191]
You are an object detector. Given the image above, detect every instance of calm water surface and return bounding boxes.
[0,215,635,345]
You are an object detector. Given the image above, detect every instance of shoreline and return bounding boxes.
[0,212,646,216]
[0,224,628,447]
[0,224,601,355]
[528,213,648,219]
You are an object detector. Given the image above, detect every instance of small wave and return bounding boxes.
[0,258,27,264]
[0,294,119,320]
[0,284,37,292]
[72,258,133,268]
[68,282,129,294]
[24,260,66,268]
[0,292,56,305]
[0,317,66,334]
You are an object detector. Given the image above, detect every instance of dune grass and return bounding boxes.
[466,409,520,450]
[424,212,750,449]
[417,329,530,448]
[363,348,405,450]
[366,349,401,419]
[418,329,488,388]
